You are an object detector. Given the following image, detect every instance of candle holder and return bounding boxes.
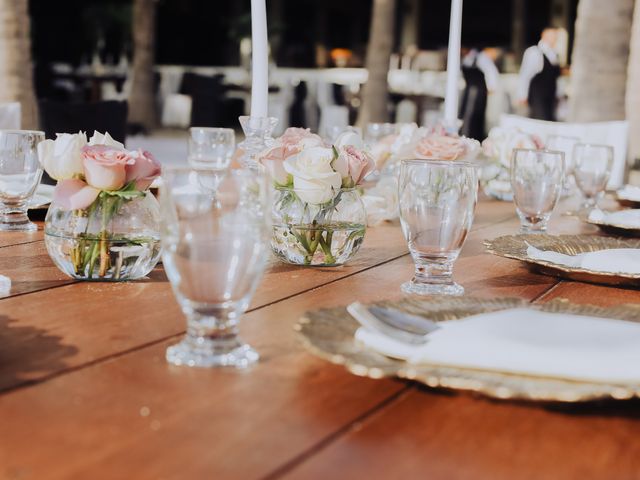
[238,115,279,171]
[441,118,463,136]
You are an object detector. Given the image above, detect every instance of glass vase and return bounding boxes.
[271,187,366,266]
[44,192,162,281]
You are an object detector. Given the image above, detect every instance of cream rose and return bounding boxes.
[37,132,87,180]
[284,147,341,204]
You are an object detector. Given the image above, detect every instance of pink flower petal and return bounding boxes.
[53,179,100,211]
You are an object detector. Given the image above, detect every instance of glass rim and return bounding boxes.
[400,158,478,168]
[161,166,263,180]
[573,142,614,151]
[511,147,565,157]
[189,126,235,134]
[0,129,45,136]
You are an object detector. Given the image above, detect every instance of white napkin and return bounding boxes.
[526,244,640,274]
[588,209,640,228]
[355,308,640,383]
[617,185,640,201]
[0,275,10,296]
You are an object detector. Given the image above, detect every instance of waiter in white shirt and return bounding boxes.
[517,28,561,121]
[459,47,500,140]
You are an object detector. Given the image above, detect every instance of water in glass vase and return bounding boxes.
[45,234,161,280]
[272,221,365,266]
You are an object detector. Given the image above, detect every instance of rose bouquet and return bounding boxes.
[480,127,544,201]
[259,128,374,266]
[40,131,162,280]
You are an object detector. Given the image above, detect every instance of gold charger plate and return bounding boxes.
[485,234,640,287]
[296,297,640,402]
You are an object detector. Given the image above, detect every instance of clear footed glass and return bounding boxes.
[399,159,478,296]
[44,192,162,280]
[271,187,366,266]
[0,130,45,231]
[160,168,270,368]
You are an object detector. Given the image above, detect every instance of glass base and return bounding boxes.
[166,336,259,368]
[401,280,464,296]
[0,220,37,232]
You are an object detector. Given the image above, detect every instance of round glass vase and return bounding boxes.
[271,187,367,266]
[44,192,162,281]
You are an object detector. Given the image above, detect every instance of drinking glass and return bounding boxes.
[511,149,564,232]
[365,122,396,149]
[546,134,579,192]
[0,130,45,231]
[398,159,478,296]
[188,127,235,170]
[160,168,270,368]
[573,143,613,214]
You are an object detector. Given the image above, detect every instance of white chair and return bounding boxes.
[395,99,417,124]
[319,105,349,140]
[499,114,629,189]
[161,94,192,128]
[0,102,21,129]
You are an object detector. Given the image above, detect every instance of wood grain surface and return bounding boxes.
[0,198,638,480]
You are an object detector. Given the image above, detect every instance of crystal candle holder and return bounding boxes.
[238,116,278,171]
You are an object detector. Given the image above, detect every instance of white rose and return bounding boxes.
[88,131,124,149]
[284,147,341,204]
[37,132,87,180]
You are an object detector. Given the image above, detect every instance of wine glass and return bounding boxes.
[0,130,45,231]
[511,149,564,232]
[573,143,613,215]
[160,168,270,368]
[398,159,478,296]
[188,127,235,170]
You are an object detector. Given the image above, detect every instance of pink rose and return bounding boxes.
[415,135,467,161]
[259,146,290,185]
[125,149,162,190]
[53,178,100,210]
[82,145,135,190]
[334,145,375,187]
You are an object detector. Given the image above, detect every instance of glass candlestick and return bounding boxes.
[238,116,278,171]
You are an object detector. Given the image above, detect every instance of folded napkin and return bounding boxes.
[617,185,640,201]
[526,244,640,274]
[355,308,640,383]
[0,275,10,296]
[589,209,640,228]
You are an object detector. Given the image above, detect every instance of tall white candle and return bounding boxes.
[444,0,463,128]
[250,0,269,118]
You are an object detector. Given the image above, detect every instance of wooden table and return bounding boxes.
[1,198,639,480]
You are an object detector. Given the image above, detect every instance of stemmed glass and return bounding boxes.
[398,159,478,296]
[188,127,235,170]
[365,122,396,149]
[511,149,564,232]
[546,134,579,192]
[160,168,271,368]
[0,130,45,231]
[573,143,613,215]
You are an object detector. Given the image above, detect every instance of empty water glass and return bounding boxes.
[188,127,235,170]
[0,130,45,231]
[160,168,270,368]
[573,143,613,214]
[546,134,579,192]
[398,159,478,296]
[511,149,564,232]
[365,122,396,149]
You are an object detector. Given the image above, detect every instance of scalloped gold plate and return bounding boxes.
[484,234,640,287]
[296,296,640,402]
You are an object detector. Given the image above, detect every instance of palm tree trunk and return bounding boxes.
[626,0,640,161]
[129,0,157,131]
[568,0,634,121]
[357,0,396,126]
[0,0,38,129]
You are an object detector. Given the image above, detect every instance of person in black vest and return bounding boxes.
[459,47,500,140]
[517,28,561,121]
